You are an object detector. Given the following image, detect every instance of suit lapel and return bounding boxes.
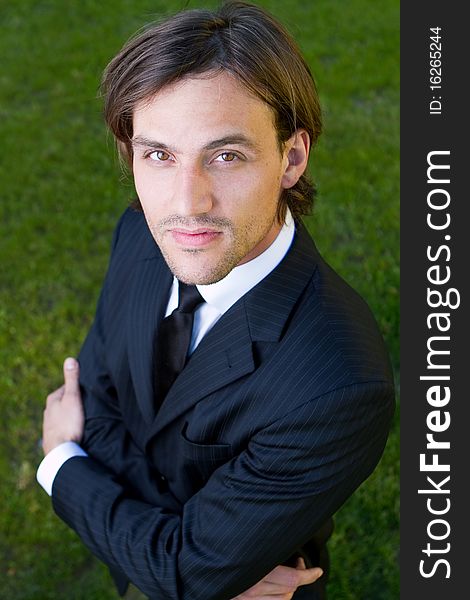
[146,223,319,438]
[147,299,256,438]
[127,255,173,423]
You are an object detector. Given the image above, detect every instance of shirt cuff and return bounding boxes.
[37,441,88,496]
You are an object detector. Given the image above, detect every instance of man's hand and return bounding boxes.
[232,558,323,599]
[42,357,84,455]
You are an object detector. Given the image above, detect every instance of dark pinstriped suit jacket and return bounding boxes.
[52,208,394,599]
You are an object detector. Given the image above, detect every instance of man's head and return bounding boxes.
[102,1,322,284]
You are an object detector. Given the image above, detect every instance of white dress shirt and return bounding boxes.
[37,210,295,496]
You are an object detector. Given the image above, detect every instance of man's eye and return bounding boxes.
[217,152,238,162]
[148,150,170,161]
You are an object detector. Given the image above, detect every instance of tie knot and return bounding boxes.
[177,282,204,313]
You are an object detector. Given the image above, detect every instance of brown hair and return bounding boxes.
[102,1,322,222]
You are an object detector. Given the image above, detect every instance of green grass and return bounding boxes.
[0,0,399,597]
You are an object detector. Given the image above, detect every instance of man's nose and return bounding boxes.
[173,164,213,216]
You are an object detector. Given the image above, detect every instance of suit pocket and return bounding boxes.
[178,423,234,493]
[180,422,233,463]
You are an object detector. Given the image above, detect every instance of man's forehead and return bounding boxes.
[131,72,277,142]
[134,70,251,108]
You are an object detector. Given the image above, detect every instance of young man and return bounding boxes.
[37,2,395,599]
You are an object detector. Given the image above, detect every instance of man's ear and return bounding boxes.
[281,129,310,189]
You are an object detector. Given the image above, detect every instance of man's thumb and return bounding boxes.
[63,357,80,392]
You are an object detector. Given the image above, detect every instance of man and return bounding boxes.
[37,2,395,599]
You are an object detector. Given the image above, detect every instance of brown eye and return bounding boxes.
[219,152,237,162]
[149,150,170,161]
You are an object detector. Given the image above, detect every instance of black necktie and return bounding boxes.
[154,282,204,406]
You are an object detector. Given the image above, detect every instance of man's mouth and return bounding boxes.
[169,228,223,247]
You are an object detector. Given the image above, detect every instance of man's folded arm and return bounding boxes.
[76,315,177,506]
[70,209,176,506]
[51,381,394,600]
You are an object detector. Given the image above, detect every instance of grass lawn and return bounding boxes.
[0,0,399,598]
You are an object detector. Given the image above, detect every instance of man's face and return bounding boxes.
[132,71,295,285]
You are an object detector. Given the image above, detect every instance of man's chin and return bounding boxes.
[162,254,236,286]
[171,269,230,286]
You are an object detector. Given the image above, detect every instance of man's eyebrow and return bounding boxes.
[131,134,261,152]
[131,136,170,150]
[203,135,261,152]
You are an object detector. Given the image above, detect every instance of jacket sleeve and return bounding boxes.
[52,380,394,600]
[78,311,173,507]
[77,210,177,508]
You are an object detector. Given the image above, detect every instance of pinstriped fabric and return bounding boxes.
[127,257,172,422]
[54,208,395,600]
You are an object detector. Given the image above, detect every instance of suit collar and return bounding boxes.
[244,222,319,342]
